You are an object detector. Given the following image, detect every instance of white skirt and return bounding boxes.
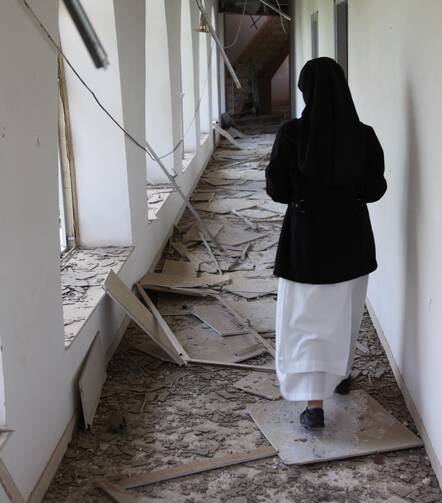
[275,275,368,401]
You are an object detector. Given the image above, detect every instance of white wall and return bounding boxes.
[59,1,132,247]
[0,0,221,499]
[349,0,442,480]
[0,0,70,497]
[292,0,442,482]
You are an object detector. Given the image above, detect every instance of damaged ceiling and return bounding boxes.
[219,0,290,16]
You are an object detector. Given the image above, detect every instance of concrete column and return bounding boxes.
[59,0,132,246]
[113,0,147,246]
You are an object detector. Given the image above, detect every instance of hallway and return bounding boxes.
[45,125,442,503]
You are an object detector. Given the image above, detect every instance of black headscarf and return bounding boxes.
[297,57,364,187]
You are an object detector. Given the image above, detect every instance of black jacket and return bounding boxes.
[265,119,387,284]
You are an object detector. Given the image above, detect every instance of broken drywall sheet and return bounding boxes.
[79,333,107,429]
[147,185,174,221]
[224,298,276,334]
[115,447,277,490]
[100,482,142,503]
[193,199,257,214]
[182,222,223,243]
[103,270,185,365]
[161,260,197,277]
[190,304,248,336]
[224,273,278,299]
[247,390,423,465]
[132,340,176,364]
[174,325,265,363]
[190,191,215,202]
[212,124,243,149]
[239,208,279,220]
[233,372,281,400]
[216,227,263,247]
[139,272,230,289]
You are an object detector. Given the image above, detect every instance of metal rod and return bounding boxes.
[62,0,109,69]
[258,0,292,21]
[194,0,242,89]
[145,139,219,246]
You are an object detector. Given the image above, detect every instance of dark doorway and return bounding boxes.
[223,11,290,118]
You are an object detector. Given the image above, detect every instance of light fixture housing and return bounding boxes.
[194,13,210,33]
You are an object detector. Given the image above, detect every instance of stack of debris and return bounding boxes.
[71,126,424,501]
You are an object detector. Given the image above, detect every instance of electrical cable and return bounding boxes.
[19,0,222,246]
[224,0,248,49]
[275,0,287,34]
[159,40,215,160]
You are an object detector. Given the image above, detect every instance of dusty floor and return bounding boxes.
[45,118,442,503]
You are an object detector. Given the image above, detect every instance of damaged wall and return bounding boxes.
[349,0,442,482]
[0,0,67,498]
[0,0,221,499]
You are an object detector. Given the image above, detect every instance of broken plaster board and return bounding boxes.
[238,209,279,220]
[100,482,143,503]
[233,372,281,400]
[183,222,223,243]
[247,390,423,465]
[162,260,197,277]
[187,358,275,373]
[141,285,275,359]
[79,333,107,429]
[216,227,264,247]
[117,446,277,489]
[174,325,265,364]
[139,272,230,289]
[223,276,278,299]
[103,270,184,365]
[212,124,244,149]
[132,340,176,364]
[190,303,249,336]
[136,284,189,361]
[216,169,265,181]
[193,199,257,214]
[223,298,276,334]
[190,192,215,202]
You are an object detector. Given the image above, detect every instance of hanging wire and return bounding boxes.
[275,0,287,34]
[19,0,224,245]
[159,39,215,160]
[224,0,248,49]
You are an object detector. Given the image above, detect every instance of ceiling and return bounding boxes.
[218,0,290,16]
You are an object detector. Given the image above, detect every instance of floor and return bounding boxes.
[45,117,442,503]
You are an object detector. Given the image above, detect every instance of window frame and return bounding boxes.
[58,56,79,253]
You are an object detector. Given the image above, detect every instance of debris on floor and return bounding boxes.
[233,372,281,400]
[61,247,133,347]
[45,119,442,503]
[247,390,423,465]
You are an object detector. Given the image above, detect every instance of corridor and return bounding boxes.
[45,123,442,503]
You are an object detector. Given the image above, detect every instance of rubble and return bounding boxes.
[61,247,132,347]
[45,121,442,503]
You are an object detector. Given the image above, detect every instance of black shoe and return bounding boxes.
[300,407,324,430]
[335,375,352,395]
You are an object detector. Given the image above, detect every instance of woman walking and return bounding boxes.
[265,57,387,430]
